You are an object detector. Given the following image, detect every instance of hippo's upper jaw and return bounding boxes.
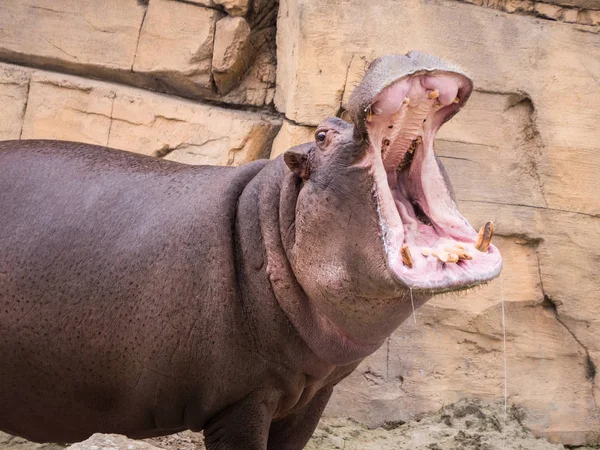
[350,52,502,292]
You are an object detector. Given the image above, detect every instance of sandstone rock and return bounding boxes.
[504,0,535,14]
[20,68,281,166]
[449,0,599,23]
[534,2,564,19]
[330,216,600,445]
[212,2,278,106]
[66,434,162,450]
[540,0,600,8]
[217,48,276,106]
[278,1,600,436]
[21,71,115,145]
[133,0,224,98]
[0,0,145,77]
[212,16,252,95]
[109,89,280,167]
[577,9,600,25]
[270,120,316,159]
[435,91,546,208]
[561,8,579,22]
[215,0,250,16]
[277,0,600,126]
[277,0,600,215]
[0,0,276,107]
[0,64,30,140]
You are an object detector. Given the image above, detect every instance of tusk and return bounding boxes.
[401,245,414,268]
[475,221,494,252]
[428,90,440,99]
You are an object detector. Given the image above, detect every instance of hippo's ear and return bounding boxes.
[283,145,311,180]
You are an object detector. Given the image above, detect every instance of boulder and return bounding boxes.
[66,434,162,450]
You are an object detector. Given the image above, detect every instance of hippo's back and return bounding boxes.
[0,140,267,442]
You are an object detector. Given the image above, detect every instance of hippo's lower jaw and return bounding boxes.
[365,70,502,292]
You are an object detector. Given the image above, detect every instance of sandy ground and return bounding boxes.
[1,399,596,449]
[146,399,586,450]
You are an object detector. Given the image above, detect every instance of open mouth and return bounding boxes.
[354,54,502,291]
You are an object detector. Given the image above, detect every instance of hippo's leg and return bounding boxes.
[203,390,280,450]
[266,386,334,450]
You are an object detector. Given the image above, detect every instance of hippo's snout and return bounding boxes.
[348,51,502,292]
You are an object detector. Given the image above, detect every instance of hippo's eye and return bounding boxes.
[316,131,327,143]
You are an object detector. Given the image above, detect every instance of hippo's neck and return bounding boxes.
[236,158,387,368]
[233,158,330,378]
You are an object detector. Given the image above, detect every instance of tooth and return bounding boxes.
[415,136,422,145]
[432,250,449,263]
[453,97,460,104]
[401,245,414,268]
[421,248,430,257]
[428,90,440,99]
[366,111,373,122]
[475,221,494,252]
[447,253,459,263]
[433,250,460,264]
[445,247,473,260]
[403,97,410,105]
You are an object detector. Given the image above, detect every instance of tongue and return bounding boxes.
[405,129,474,241]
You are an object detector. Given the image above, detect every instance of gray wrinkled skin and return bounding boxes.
[0,52,485,450]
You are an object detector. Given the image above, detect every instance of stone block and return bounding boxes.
[0,0,145,75]
[133,0,224,97]
[212,16,252,95]
[270,121,316,159]
[0,64,31,140]
[20,68,281,166]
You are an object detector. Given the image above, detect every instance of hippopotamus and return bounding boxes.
[0,51,501,449]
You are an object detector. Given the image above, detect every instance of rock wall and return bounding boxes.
[0,0,599,446]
